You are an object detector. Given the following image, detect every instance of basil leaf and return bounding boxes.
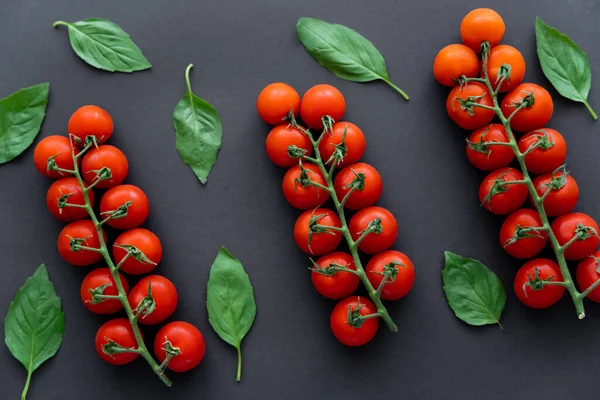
[442,251,505,329]
[5,264,65,399]
[173,64,222,184]
[0,83,49,164]
[535,17,597,120]
[207,247,256,381]
[53,18,151,73]
[296,17,408,100]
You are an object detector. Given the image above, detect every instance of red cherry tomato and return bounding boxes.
[68,105,114,145]
[318,121,366,168]
[154,321,205,372]
[366,250,415,300]
[256,83,300,125]
[460,8,505,52]
[433,44,479,86]
[57,220,106,266]
[330,296,379,346]
[294,208,342,256]
[46,177,95,222]
[282,163,329,209]
[265,124,312,167]
[501,83,553,132]
[95,318,140,365]
[551,212,600,260]
[100,184,149,230]
[33,136,77,179]
[499,209,548,259]
[446,83,494,130]
[518,128,567,174]
[482,45,526,92]
[311,252,360,299]
[112,228,162,275]
[532,172,579,217]
[479,167,528,215]
[514,258,565,308]
[465,124,515,171]
[300,84,346,129]
[576,251,600,302]
[349,206,398,254]
[334,162,382,210]
[128,275,178,325]
[81,268,129,315]
[81,145,129,189]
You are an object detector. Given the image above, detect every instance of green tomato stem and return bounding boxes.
[583,100,598,120]
[21,369,32,400]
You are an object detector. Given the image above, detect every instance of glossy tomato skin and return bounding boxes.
[576,251,600,302]
[433,44,479,86]
[154,321,205,372]
[82,145,128,189]
[69,105,114,145]
[318,122,366,168]
[100,184,149,230]
[349,206,398,254]
[128,275,178,325]
[95,318,140,365]
[532,173,579,217]
[551,212,600,260]
[446,83,494,130]
[460,8,505,51]
[334,162,382,210]
[81,268,129,314]
[479,168,527,215]
[330,296,379,346]
[300,84,346,129]
[294,208,342,255]
[501,83,553,132]
[33,136,78,179]
[514,259,565,308]
[499,209,547,259]
[282,163,329,209]
[256,83,300,125]
[483,45,526,92]
[112,228,162,275]
[265,124,312,167]
[466,124,514,171]
[46,177,95,222]
[518,128,566,174]
[58,220,106,266]
[311,252,360,299]
[366,250,415,300]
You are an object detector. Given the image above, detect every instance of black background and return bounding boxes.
[2,0,600,399]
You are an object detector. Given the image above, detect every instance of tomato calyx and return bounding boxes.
[68,235,99,253]
[156,338,181,374]
[342,169,366,191]
[494,63,512,91]
[89,166,113,183]
[481,170,524,206]
[453,92,487,117]
[102,339,139,358]
[287,144,308,160]
[307,211,341,250]
[523,130,555,156]
[375,261,404,283]
[47,153,73,176]
[346,298,380,329]
[294,161,319,189]
[100,201,132,223]
[522,266,559,295]
[503,225,546,248]
[309,258,355,277]
[113,243,157,271]
[571,224,599,244]
[354,218,383,246]
[508,90,536,110]
[88,283,113,304]
[466,126,494,155]
[538,165,568,194]
[132,282,157,322]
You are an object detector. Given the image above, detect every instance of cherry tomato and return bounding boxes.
[349,206,398,254]
[433,44,479,86]
[311,252,359,299]
[518,128,566,174]
[501,83,553,132]
[294,208,342,255]
[482,45,526,92]
[466,124,514,171]
[479,167,528,215]
[113,228,162,275]
[57,220,106,266]
[81,268,129,315]
[265,124,312,167]
[300,84,346,129]
[551,212,600,260]
[81,145,128,189]
[366,250,415,300]
[95,318,140,365]
[514,258,564,308]
[334,162,382,210]
[318,122,366,168]
[576,251,600,302]
[499,209,547,259]
[460,8,505,52]
[128,275,178,325]
[100,184,149,230]
[68,105,114,145]
[446,83,494,130]
[33,135,77,179]
[256,83,300,125]
[282,163,329,209]
[46,177,95,222]
[330,296,379,347]
[532,172,579,217]
[154,321,205,372]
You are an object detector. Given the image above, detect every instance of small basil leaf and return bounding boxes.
[54,18,151,73]
[0,83,49,164]
[296,17,408,100]
[207,247,256,381]
[173,64,222,184]
[442,251,505,329]
[5,264,65,399]
[535,17,597,120]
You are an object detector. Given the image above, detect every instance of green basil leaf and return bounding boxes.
[207,247,256,381]
[53,18,151,73]
[535,17,597,120]
[296,17,408,100]
[0,83,49,164]
[5,264,65,399]
[442,251,505,329]
[173,64,222,184]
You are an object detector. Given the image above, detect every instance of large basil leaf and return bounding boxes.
[296,17,408,100]
[5,264,64,399]
[53,18,151,73]
[535,17,597,120]
[442,251,505,329]
[207,247,256,381]
[173,64,222,184]
[0,83,49,164]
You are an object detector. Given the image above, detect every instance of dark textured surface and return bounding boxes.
[1,0,600,399]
